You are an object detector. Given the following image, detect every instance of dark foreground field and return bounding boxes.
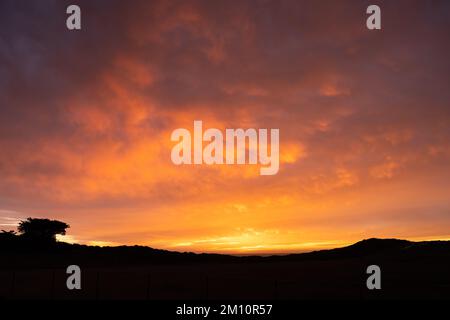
[1,238,449,300]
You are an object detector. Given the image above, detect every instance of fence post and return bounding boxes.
[205,275,209,299]
[51,269,56,299]
[146,273,151,300]
[10,271,15,299]
[95,271,100,300]
[274,280,278,299]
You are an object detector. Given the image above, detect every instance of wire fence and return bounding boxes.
[0,268,366,300]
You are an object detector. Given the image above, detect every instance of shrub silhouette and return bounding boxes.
[0,229,17,241]
[17,218,69,242]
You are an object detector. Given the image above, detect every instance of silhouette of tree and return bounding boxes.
[0,229,17,240]
[17,218,69,242]
[1,230,16,235]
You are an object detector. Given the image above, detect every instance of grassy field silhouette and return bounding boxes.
[1,231,449,300]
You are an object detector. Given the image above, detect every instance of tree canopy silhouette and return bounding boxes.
[18,218,69,242]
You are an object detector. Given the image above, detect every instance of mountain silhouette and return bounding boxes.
[1,236,449,267]
[1,236,449,299]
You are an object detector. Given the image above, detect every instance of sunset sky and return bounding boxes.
[1,0,449,254]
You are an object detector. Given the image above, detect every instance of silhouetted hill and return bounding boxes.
[1,236,449,268]
[273,238,414,261]
[1,236,450,299]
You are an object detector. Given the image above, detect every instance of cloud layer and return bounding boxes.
[1,0,449,252]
